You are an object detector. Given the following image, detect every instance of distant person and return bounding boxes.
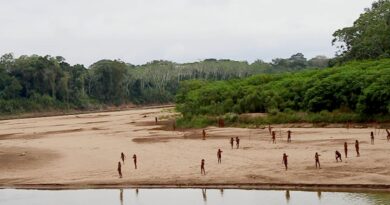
[282,153,288,170]
[121,152,126,164]
[387,129,390,142]
[344,142,348,158]
[355,140,360,157]
[230,137,234,149]
[202,129,206,140]
[236,137,240,149]
[272,131,276,144]
[217,149,223,164]
[173,122,176,131]
[201,159,206,175]
[268,124,272,135]
[155,117,158,124]
[335,151,342,162]
[287,130,292,143]
[315,152,321,169]
[370,131,374,145]
[133,154,137,169]
[117,161,122,178]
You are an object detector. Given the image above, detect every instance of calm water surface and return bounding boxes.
[1,188,390,205]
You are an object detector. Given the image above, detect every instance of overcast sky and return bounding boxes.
[0,0,374,66]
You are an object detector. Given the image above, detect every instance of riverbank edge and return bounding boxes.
[1,183,390,192]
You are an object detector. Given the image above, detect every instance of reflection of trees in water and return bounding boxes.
[119,189,123,205]
[285,190,290,203]
[365,193,390,205]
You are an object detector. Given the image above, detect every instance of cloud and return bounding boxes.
[0,0,375,65]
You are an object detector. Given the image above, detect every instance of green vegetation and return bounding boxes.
[176,59,390,126]
[0,53,327,115]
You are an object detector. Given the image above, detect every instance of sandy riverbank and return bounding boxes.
[1,107,390,191]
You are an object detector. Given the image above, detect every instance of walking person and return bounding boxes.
[315,152,321,169]
[344,142,348,158]
[117,161,122,178]
[335,150,342,162]
[370,131,374,145]
[287,130,292,143]
[201,159,206,175]
[272,131,276,144]
[121,152,126,164]
[355,140,360,157]
[230,137,234,149]
[133,154,137,169]
[282,153,288,170]
[235,137,240,149]
[217,149,223,164]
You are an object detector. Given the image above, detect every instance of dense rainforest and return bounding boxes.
[0,52,328,114]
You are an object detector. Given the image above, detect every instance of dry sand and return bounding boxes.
[1,107,390,190]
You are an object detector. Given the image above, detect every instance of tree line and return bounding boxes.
[0,52,328,114]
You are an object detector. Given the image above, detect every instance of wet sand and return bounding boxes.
[0,107,390,190]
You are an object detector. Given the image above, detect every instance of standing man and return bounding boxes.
[315,152,321,169]
[236,137,240,149]
[217,149,223,164]
[133,154,137,169]
[230,137,234,149]
[117,161,122,178]
[355,140,360,157]
[272,131,276,144]
[344,142,348,158]
[155,117,158,124]
[335,150,342,162]
[287,130,292,143]
[268,124,272,135]
[201,159,206,175]
[202,129,206,140]
[282,153,288,170]
[121,152,126,164]
[370,131,374,145]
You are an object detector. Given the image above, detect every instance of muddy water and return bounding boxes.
[1,188,390,205]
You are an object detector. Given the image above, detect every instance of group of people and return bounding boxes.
[117,152,137,178]
[229,137,240,149]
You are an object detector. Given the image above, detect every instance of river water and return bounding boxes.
[1,188,390,205]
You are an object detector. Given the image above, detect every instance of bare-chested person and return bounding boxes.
[287,130,292,143]
[335,150,342,162]
[355,140,360,157]
[121,152,125,164]
[370,131,374,145]
[230,137,234,149]
[201,159,206,175]
[272,131,276,144]
[217,149,223,164]
[155,117,158,124]
[202,129,206,140]
[344,142,348,158]
[315,152,321,169]
[133,154,137,169]
[117,161,122,178]
[386,129,390,142]
[236,137,240,149]
[282,153,288,170]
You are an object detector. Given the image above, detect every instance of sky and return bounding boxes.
[0,0,375,66]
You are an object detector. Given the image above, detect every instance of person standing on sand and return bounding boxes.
[173,122,176,131]
[121,152,125,164]
[201,159,206,175]
[282,153,288,170]
[272,131,276,144]
[315,152,321,169]
[335,151,342,162]
[117,161,122,178]
[287,130,292,143]
[344,142,348,158]
[236,137,240,149]
[387,129,390,142]
[268,124,272,135]
[355,140,360,157]
[217,149,223,164]
[202,129,206,140]
[133,154,137,169]
[370,131,374,145]
[230,137,234,149]
[155,117,158,124]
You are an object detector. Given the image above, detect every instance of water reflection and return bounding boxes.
[0,188,389,205]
